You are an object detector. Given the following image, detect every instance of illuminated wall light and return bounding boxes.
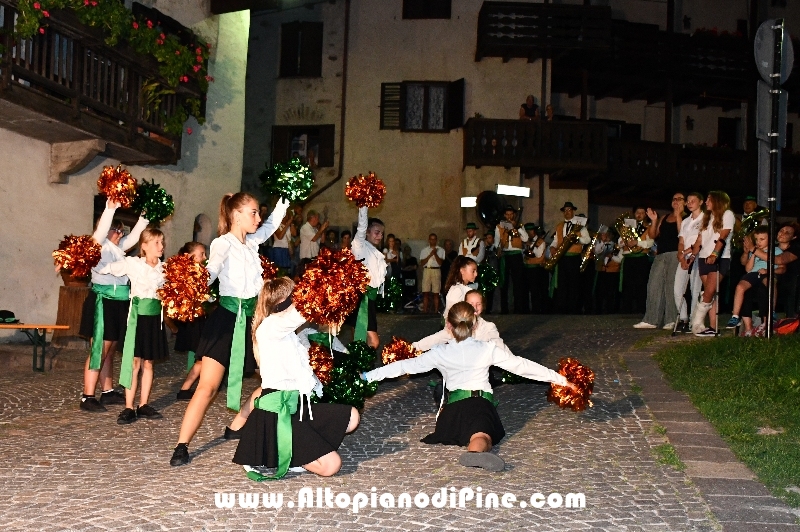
[461,197,477,207]
[496,184,531,197]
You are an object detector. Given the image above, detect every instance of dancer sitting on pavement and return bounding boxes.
[442,256,478,318]
[170,193,289,467]
[174,242,209,401]
[363,301,576,472]
[78,200,149,412]
[94,227,168,424]
[232,277,359,479]
[727,227,784,330]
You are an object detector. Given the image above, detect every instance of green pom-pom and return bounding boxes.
[259,158,314,202]
[477,261,499,294]
[132,179,174,224]
[341,340,377,372]
[319,366,378,409]
[376,277,403,313]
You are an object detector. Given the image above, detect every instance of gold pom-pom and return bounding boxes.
[308,342,335,386]
[97,165,137,208]
[381,336,421,365]
[547,358,595,411]
[260,255,278,281]
[345,172,386,208]
[52,235,102,279]
[293,247,370,326]
[157,254,210,322]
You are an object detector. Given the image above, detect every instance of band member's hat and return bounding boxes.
[744,195,757,202]
[560,201,577,212]
[465,222,479,230]
[524,223,537,230]
[503,204,516,213]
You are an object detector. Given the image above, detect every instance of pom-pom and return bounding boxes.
[547,358,595,411]
[345,172,386,208]
[477,261,500,294]
[376,276,402,313]
[97,165,137,208]
[52,235,102,279]
[308,342,335,386]
[322,366,378,410]
[259,158,314,202]
[132,179,174,224]
[260,255,278,281]
[341,340,377,373]
[157,254,210,322]
[381,336,421,365]
[293,247,370,327]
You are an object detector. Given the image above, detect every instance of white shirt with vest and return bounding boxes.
[459,236,485,264]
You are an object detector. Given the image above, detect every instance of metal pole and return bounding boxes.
[766,19,783,339]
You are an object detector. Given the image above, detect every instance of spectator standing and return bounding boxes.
[420,234,445,314]
[340,230,352,250]
[519,95,539,120]
[673,192,704,333]
[299,210,328,260]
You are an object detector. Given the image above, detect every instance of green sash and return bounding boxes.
[120,297,161,389]
[354,287,379,342]
[307,332,331,348]
[245,390,300,481]
[89,284,130,370]
[447,389,497,406]
[498,249,522,288]
[187,351,195,371]
[219,296,257,411]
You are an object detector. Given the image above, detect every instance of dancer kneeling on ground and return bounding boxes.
[232,277,359,479]
[362,301,576,472]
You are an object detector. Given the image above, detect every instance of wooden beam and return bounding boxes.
[211,0,280,15]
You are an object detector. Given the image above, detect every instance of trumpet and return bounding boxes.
[732,207,769,250]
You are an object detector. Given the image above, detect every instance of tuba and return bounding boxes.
[614,212,645,254]
[545,221,584,270]
[732,207,769,250]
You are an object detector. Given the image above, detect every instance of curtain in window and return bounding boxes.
[405,84,424,130]
[428,86,445,130]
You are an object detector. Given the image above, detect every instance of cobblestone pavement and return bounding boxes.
[0,314,719,531]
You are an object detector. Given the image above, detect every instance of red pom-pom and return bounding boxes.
[260,255,278,281]
[157,254,210,322]
[97,165,137,208]
[293,247,370,327]
[345,172,386,208]
[52,235,102,279]
[308,342,335,386]
[547,358,595,411]
[381,336,421,365]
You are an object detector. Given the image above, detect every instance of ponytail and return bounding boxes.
[447,301,476,342]
[218,192,258,236]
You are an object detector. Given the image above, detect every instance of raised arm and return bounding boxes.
[250,198,290,245]
[119,216,150,252]
[92,201,118,244]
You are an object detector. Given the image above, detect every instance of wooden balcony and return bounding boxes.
[462,118,607,172]
[0,1,202,169]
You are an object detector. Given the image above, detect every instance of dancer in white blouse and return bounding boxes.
[171,193,289,467]
[442,256,478,319]
[364,302,576,472]
[95,227,168,424]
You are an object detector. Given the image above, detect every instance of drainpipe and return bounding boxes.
[303,0,350,204]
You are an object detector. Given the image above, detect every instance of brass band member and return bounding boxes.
[592,226,622,314]
[523,223,548,314]
[459,222,485,264]
[550,202,591,314]
[495,205,528,314]
[620,207,653,315]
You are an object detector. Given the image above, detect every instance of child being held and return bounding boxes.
[727,226,783,329]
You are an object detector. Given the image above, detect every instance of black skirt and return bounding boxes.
[232,389,353,467]
[79,294,129,345]
[195,305,256,373]
[174,316,206,353]
[421,397,505,447]
[132,314,169,361]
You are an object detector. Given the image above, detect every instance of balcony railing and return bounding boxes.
[0,2,202,164]
[462,118,608,171]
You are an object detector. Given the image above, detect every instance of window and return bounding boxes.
[717,117,741,149]
[279,21,323,78]
[403,0,451,19]
[271,125,335,167]
[380,79,464,132]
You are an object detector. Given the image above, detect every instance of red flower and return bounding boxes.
[39,27,45,34]
[83,0,89,5]
[42,10,49,17]
[160,33,166,40]
[196,55,203,63]
[156,39,164,45]
[196,47,202,55]
[175,50,180,55]
[90,1,97,5]
[132,21,139,29]
[193,65,201,72]
[146,20,153,29]
[33,2,40,9]
[186,127,193,135]
[180,76,189,82]
[205,75,214,82]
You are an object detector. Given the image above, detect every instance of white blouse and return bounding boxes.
[96,256,164,299]
[365,337,568,391]
[443,283,471,318]
[207,199,289,299]
[413,316,506,353]
[91,206,149,286]
[351,206,387,289]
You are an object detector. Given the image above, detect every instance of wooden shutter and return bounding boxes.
[380,83,402,130]
[271,126,291,165]
[446,78,465,130]
[317,124,335,167]
[299,22,323,77]
[279,22,300,77]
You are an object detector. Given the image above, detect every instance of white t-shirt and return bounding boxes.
[273,229,290,249]
[697,210,736,259]
[299,222,319,259]
[678,211,704,249]
[419,245,445,268]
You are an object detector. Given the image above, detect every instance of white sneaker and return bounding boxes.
[633,322,657,329]
[662,322,675,330]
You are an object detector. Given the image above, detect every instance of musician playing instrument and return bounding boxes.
[592,226,622,314]
[523,223,548,313]
[619,207,654,315]
[459,222,486,264]
[494,205,528,314]
[550,202,591,314]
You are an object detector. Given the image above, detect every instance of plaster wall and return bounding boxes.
[0,10,250,341]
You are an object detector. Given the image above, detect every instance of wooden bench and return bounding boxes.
[0,324,70,372]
